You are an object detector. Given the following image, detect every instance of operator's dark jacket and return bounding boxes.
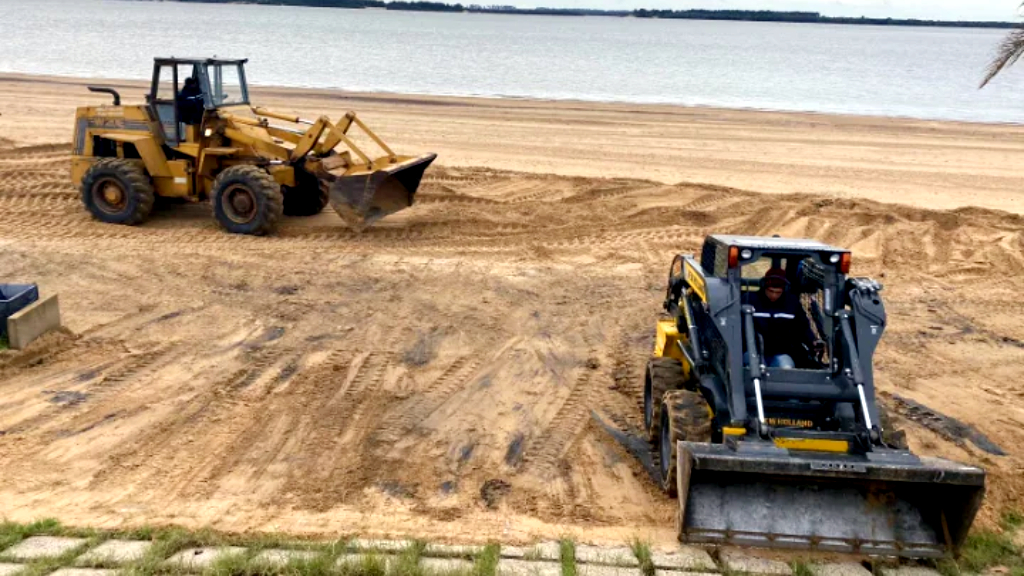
[743,289,817,359]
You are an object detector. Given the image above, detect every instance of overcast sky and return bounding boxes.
[515,0,1023,21]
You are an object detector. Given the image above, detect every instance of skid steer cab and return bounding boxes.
[643,234,985,558]
[71,57,436,235]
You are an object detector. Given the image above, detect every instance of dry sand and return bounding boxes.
[0,74,1022,548]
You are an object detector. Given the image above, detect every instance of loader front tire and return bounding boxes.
[282,170,329,217]
[81,158,155,226]
[644,357,687,445]
[211,166,284,236]
[658,389,712,497]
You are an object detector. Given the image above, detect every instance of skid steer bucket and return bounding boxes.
[327,153,437,229]
[676,442,986,558]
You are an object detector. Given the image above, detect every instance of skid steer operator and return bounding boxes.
[747,268,823,369]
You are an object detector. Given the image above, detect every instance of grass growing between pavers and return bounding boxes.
[559,539,576,576]
[0,520,504,576]
[0,519,62,552]
[628,539,653,576]
[934,511,1024,576]
[789,561,813,576]
[471,544,499,576]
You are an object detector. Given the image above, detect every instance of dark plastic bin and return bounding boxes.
[0,283,39,338]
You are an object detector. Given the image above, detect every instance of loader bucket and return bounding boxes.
[328,153,437,229]
[676,442,985,558]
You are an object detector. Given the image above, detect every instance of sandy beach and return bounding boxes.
[0,73,1021,548]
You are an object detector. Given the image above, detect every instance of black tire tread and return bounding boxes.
[877,403,909,450]
[659,389,712,496]
[282,170,329,217]
[645,357,687,445]
[80,158,155,225]
[211,165,283,235]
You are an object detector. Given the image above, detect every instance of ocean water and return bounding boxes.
[2,0,1024,123]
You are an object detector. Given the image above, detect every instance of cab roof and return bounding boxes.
[154,57,248,66]
[707,234,849,254]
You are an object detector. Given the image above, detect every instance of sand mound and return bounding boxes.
[0,145,1021,545]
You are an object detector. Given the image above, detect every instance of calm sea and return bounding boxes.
[2,0,1024,123]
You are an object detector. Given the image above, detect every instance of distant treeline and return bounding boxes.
[157,0,1018,28]
[633,9,1017,28]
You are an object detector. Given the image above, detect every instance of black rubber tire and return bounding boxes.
[644,357,687,445]
[658,389,712,497]
[877,404,909,450]
[80,158,155,225]
[211,165,284,235]
[282,169,329,217]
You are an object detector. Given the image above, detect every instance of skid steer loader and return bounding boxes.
[71,57,436,235]
[643,235,986,558]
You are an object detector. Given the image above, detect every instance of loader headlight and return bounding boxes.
[204,128,213,137]
[829,253,841,264]
[740,249,753,260]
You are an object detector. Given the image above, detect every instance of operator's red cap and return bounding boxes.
[764,268,788,288]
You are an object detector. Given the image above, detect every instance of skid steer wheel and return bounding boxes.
[659,390,712,497]
[282,170,329,217]
[644,357,687,445]
[80,158,155,225]
[211,165,284,235]
[877,404,909,450]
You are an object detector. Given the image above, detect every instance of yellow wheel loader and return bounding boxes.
[72,58,436,235]
[645,235,986,558]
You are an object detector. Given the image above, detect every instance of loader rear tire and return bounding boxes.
[644,357,687,445]
[211,166,284,236]
[282,170,329,217]
[81,158,155,226]
[658,389,712,497]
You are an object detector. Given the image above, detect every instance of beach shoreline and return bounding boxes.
[3,72,1023,216]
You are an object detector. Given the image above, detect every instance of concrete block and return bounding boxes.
[7,294,61,350]
[0,564,24,576]
[252,549,321,566]
[578,565,641,576]
[497,559,563,576]
[425,543,485,558]
[50,570,118,576]
[348,539,414,553]
[718,550,791,576]
[2,536,86,561]
[879,568,942,576]
[163,546,247,570]
[421,557,474,573]
[575,545,638,567]
[650,548,717,572]
[337,552,396,570]
[808,564,872,576]
[76,540,152,565]
[501,542,560,561]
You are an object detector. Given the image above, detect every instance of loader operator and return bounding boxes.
[746,268,823,369]
[177,77,205,125]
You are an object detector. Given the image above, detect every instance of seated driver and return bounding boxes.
[177,76,204,125]
[750,268,822,369]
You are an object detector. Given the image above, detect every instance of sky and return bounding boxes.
[514,0,1023,21]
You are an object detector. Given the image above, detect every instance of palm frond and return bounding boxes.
[981,20,1024,87]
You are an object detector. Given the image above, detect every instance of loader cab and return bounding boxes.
[147,57,250,147]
